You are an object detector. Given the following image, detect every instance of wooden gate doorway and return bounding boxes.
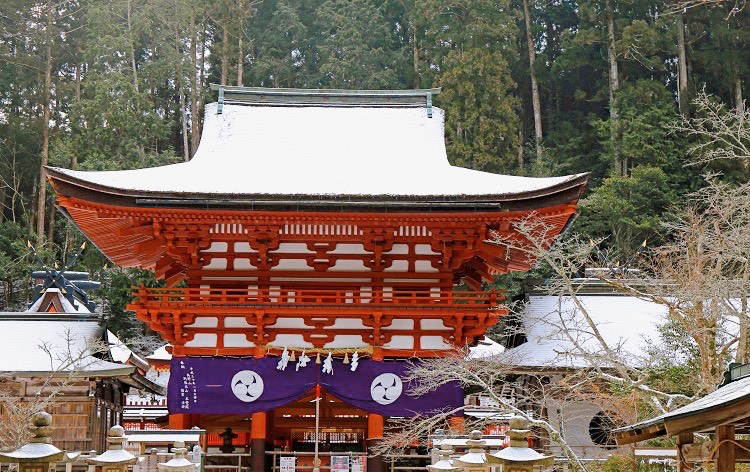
[272,386,368,454]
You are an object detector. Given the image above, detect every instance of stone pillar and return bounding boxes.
[251,412,267,472]
[367,414,385,472]
[0,412,65,472]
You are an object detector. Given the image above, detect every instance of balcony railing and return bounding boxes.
[130,287,503,309]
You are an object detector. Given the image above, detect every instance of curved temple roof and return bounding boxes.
[47,88,587,211]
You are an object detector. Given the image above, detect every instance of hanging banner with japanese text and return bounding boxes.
[167,356,463,417]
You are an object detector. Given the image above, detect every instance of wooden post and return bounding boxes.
[677,433,693,472]
[251,412,267,472]
[716,425,735,472]
[367,414,385,472]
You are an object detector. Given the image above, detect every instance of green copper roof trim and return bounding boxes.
[210,84,441,118]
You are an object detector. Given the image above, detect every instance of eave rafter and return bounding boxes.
[57,195,578,288]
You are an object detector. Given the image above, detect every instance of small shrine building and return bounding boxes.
[47,87,587,471]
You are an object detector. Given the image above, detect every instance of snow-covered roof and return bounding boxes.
[27,288,89,314]
[47,99,587,204]
[147,344,172,361]
[107,330,149,368]
[124,430,204,444]
[498,294,669,369]
[468,337,505,359]
[0,313,135,375]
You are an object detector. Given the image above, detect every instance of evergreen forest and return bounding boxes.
[0,0,748,342]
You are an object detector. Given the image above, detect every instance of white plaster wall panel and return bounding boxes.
[184,317,219,328]
[546,399,611,460]
[203,258,228,270]
[384,260,409,272]
[202,276,258,281]
[233,258,256,270]
[268,317,310,329]
[383,336,414,349]
[415,260,439,272]
[415,244,440,255]
[420,336,453,350]
[420,319,450,330]
[271,277,371,283]
[396,226,431,237]
[385,319,414,330]
[329,260,368,272]
[204,242,228,253]
[330,244,367,254]
[273,259,313,271]
[223,334,255,347]
[212,223,247,235]
[324,336,370,348]
[268,334,313,348]
[275,243,314,254]
[184,333,218,347]
[224,317,254,328]
[234,242,257,253]
[384,278,440,284]
[384,244,409,255]
[330,319,367,329]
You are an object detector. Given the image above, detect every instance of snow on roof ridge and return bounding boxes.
[48,103,587,200]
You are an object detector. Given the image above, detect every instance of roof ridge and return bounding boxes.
[209,84,440,117]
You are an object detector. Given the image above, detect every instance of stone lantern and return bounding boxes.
[86,426,138,472]
[487,416,553,472]
[158,442,198,472]
[0,412,65,472]
[427,444,460,472]
[452,430,489,472]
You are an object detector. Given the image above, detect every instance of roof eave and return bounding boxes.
[47,166,589,213]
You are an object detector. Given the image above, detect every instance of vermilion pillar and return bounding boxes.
[449,416,465,434]
[169,413,193,429]
[367,413,385,472]
[251,412,267,472]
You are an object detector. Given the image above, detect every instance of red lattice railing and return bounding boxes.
[131,287,504,309]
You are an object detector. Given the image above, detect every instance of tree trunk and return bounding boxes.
[523,0,543,161]
[0,186,6,223]
[735,62,744,115]
[197,19,206,137]
[412,27,419,89]
[181,85,189,162]
[189,12,199,158]
[72,62,81,169]
[605,0,623,176]
[736,296,749,363]
[517,128,525,170]
[221,27,228,86]
[677,12,689,117]
[237,19,243,86]
[176,28,189,162]
[126,0,139,93]
[36,0,53,245]
[47,201,55,242]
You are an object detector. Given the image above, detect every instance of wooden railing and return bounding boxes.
[131,287,504,309]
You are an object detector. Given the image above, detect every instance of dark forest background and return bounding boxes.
[0,0,748,340]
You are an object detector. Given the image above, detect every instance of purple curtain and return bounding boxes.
[168,357,463,417]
